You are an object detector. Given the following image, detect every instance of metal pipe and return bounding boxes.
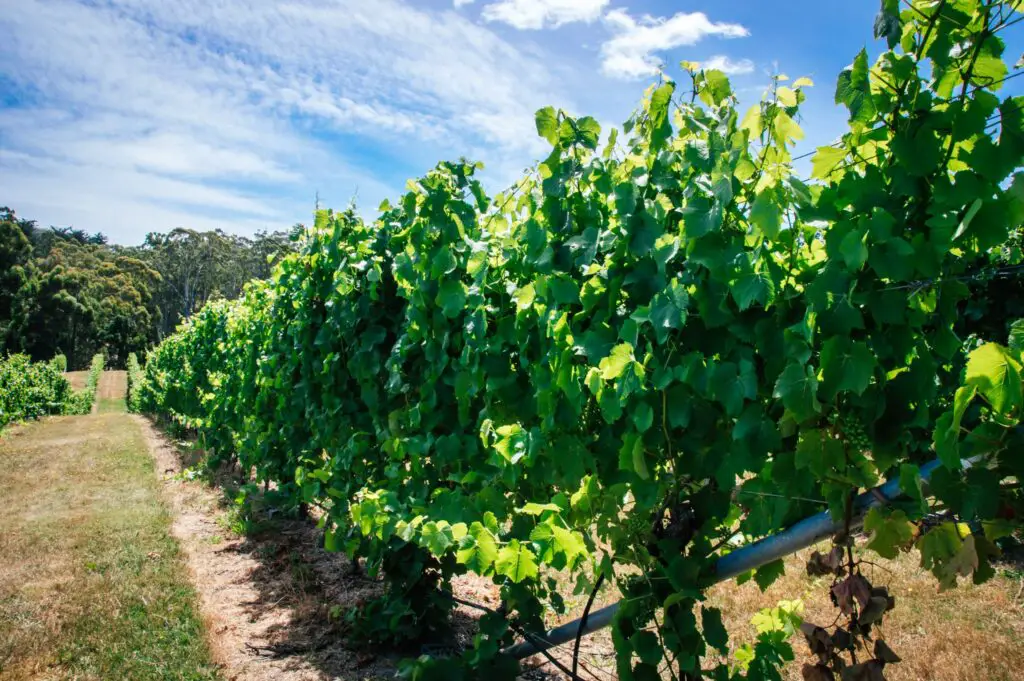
[506,457,950,660]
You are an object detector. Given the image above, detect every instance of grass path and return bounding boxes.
[0,372,218,681]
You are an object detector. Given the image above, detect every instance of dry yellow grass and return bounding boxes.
[63,370,88,391]
[0,409,218,680]
[706,542,1024,681]
[520,540,1024,681]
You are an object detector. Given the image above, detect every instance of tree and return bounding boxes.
[0,208,39,351]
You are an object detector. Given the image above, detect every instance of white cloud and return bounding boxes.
[454,0,475,6]
[0,0,579,243]
[702,55,755,75]
[482,0,610,30]
[600,9,749,79]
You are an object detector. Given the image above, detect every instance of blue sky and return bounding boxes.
[0,0,1021,244]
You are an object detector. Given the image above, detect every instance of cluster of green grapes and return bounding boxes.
[623,510,655,549]
[828,411,872,454]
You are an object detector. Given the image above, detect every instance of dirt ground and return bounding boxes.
[136,418,398,681]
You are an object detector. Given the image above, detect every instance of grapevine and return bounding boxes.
[138,2,1024,679]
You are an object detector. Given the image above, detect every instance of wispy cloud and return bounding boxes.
[0,0,576,242]
[600,9,749,79]
[702,55,756,75]
[482,0,610,29]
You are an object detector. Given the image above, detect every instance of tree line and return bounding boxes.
[0,206,299,369]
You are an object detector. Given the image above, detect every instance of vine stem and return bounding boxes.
[572,572,606,680]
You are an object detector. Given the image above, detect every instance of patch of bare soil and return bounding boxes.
[135,416,395,680]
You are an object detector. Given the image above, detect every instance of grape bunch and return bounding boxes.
[828,410,871,454]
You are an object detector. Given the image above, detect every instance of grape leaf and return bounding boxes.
[456,522,499,574]
[701,606,729,653]
[495,540,539,583]
[820,337,874,397]
[773,362,821,421]
[535,106,559,145]
[600,343,636,381]
[436,280,467,318]
[965,343,1022,414]
[754,559,785,591]
[863,507,915,559]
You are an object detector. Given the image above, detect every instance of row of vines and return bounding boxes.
[137,2,1023,679]
[0,352,105,428]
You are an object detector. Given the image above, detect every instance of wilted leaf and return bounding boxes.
[873,639,901,664]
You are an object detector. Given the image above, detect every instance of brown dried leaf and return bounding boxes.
[801,622,834,663]
[832,578,853,615]
[803,662,836,681]
[840,660,886,681]
[873,639,901,664]
[870,586,895,612]
[858,595,890,626]
[849,573,872,609]
[832,627,853,651]
[807,546,845,576]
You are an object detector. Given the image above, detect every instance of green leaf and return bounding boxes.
[839,228,868,271]
[965,343,1023,415]
[1008,319,1024,358]
[710,361,756,416]
[632,436,650,480]
[550,524,588,564]
[576,116,601,150]
[702,606,729,654]
[681,198,723,239]
[649,82,675,149]
[436,280,467,318]
[811,145,847,180]
[431,246,457,279]
[863,507,914,559]
[835,48,876,126]
[549,276,580,305]
[324,528,339,552]
[776,86,797,108]
[516,502,561,516]
[935,385,977,469]
[820,337,874,397]
[648,280,688,344]
[629,631,662,666]
[599,343,635,381]
[631,401,654,432]
[795,428,845,477]
[750,191,782,239]
[731,272,775,312]
[971,36,1008,90]
[701,69,732,106]
[535,106,559,146]
[420,521,454,556]
[772,111,804,145]
[514,283,536,311]
[495,539,539,583]
[753,559,785,591]
[773,362,820,421]
[457,522,499,574]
